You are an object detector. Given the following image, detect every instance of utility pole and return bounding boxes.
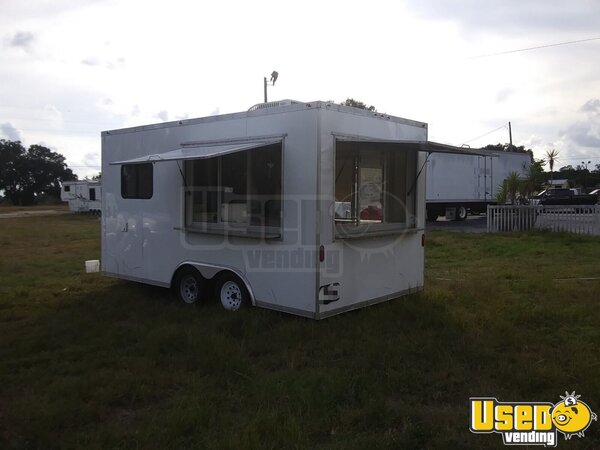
[508,121,513,150]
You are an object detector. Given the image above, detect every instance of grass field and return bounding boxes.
[0,204,69,214]
[1,214,599,449]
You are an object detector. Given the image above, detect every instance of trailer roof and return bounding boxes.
[101,101,427,136]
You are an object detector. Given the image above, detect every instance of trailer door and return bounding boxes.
[484,156,493,201]
[105,163,152,277]
[478,156,493,201]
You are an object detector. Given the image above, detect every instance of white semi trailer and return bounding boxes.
[425,150,531,220]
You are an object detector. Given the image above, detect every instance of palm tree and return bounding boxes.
[505,171,521,205]
[545,149,559,187]
[496,181,508,205]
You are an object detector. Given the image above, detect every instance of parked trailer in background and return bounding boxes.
[425,150,531,220]
[60,180,102,214]
[101,100,479,319]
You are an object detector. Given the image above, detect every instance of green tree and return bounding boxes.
[555,164,600,190]
[0,140,24,199]
[483,143,529,154]
[496,180,508,204]
[340,98,377,112]
[524,159,546,195]
[496,172,521,205]
[0,139,77,205]
[496,161,546,205]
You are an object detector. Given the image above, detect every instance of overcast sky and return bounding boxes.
[1,0,599,178]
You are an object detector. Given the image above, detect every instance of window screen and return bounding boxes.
[187,143,282,230]
[335,142,416,228]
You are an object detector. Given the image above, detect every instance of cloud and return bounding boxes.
[209,107,220,116]
[559,98,600,148]
[0,123,23,141]
[0,1,109,21]
[82,151,100,165]
[42,105,64,128]
[156,110,169,121]
[580,98,600,115]
[405,0,600,35]
[81,57,101,66]
[81,56,125,69]
[496,87,514,103]
[104,57,125,70]
[562,122,600,148]
[7,31,35,52]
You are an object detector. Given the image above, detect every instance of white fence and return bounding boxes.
[487,205,600,236]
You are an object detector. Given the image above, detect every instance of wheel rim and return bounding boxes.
[458,206,467,219]
[221,281,242,311]
[180,275,198,304]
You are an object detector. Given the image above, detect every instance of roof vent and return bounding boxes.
[248,99,303,112]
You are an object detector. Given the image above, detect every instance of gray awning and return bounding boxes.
[334,135,492,156]
[110,139,281,165]
[421,141,493,156]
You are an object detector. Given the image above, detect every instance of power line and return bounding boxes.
[469,36,600,59]
[462,124,507,144]
[555,156,600,161]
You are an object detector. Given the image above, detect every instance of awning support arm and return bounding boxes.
[407,152,431,196]
[176,161,187,187]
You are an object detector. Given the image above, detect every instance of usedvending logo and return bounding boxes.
[470,392,597,446]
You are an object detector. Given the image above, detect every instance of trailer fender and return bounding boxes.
[172,261,256,306]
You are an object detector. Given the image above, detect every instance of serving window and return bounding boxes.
[334,141,417,234]
[185,143,282,237]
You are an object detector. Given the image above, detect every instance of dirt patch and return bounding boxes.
[0,210,69,219]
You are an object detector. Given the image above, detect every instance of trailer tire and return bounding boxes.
[215,273,249,312]
[174,267,204,305]
[456,205,468,221]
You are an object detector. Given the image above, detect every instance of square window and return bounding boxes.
[121,163,153,199]
[335,141,416,231]
[186,143,282,234]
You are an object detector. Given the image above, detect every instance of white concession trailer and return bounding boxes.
[101,101,479,319]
